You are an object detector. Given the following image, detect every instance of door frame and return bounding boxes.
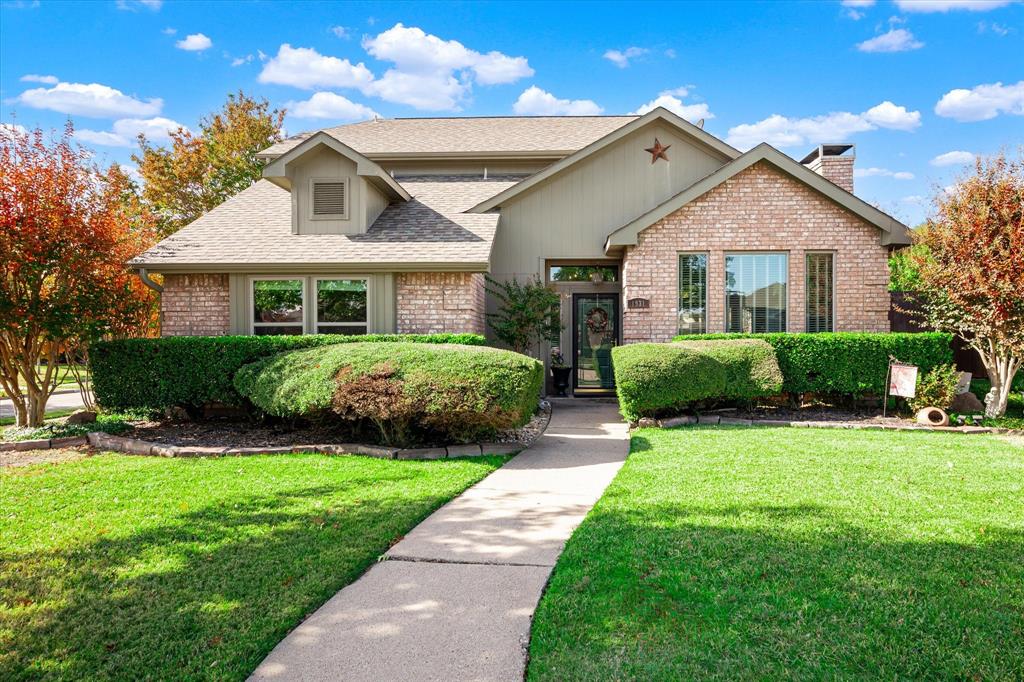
[571,292,621,395]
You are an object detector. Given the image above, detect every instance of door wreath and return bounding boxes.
[585,306,610,349]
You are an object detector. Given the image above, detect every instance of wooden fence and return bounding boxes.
[889,291,987,378]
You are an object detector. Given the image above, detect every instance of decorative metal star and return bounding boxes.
[645,138,671,164]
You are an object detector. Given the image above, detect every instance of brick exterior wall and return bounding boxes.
[160,274,230,337]
[807,155,854,193]
[621,161,890,343]
[395,272,487,334]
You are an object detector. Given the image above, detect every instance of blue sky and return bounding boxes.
[2,0,1021,225]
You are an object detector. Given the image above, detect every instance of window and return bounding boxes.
[677,253,707,334]
[310,179,348,219]
[547,265,618,283]
[805,253,834,333]
[252,279,304,335]
[316,279,368,335]
[725,253,788,333]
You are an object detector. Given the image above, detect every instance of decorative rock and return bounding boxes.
[636,418,659,428]
[479,443,524,455]
[446,443,483,457]
[660,415,696,428]
[164,406,190,422]
[350,444,398,459]
[719,417,753,426]
[118,438,155,455]
[697,414,720,425]
[65,409,97,425]
[396,447,447,460]
[50,435,88,448]
[150,444,178,457]
[754,419,793,427]
[13,439,51,451]
[949,391,984,414]
[916,407,950,427]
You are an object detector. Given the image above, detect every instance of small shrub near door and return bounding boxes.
[233,342,543,446]
[612,340,783,421]
[90,333,486,412]
[908,363,960,412]
[672,332,953,397]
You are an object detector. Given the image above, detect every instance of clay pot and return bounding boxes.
[916,407,950,427]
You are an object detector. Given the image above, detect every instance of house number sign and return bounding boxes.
[627,297,650,310]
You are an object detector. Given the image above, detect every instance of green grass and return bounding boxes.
[0,408,77,428]
[528,427,1024,681]
[0,365,83,399]
[1,452,507,680]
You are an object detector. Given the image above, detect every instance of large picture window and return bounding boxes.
[805,253,834,333]
[252,279,304,335]
[677,253,707,335]
[316,278,368,335]
[725,253,788,333]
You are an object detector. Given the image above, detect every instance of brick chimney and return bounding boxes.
[801,144,855,193]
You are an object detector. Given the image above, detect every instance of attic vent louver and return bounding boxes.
[312,181,347,217]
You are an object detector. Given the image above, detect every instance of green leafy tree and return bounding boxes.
[134,91,285,235]
[888,242,931,292]
[485,276,563,356]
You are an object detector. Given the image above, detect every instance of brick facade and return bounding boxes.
[621,161,890,343]
[160,274,230,337]
[395,272,487,334]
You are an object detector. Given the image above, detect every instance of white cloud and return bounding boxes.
[116,0,162,10]
[366,70,470,110]
[330,25,350,39]
[230,54,253,67]
[977,20,1012,35]
[0,122,28,137]
[901,195,926,204]
[725,100,920,150]
[512,86,603,116]
[842,0,875,16]
[14,81,162,118]
[161,27,176,35]
[934,80,1024,121]
[175,33,212,51]
[895,0,1012,12]
[841,0,876,6]
[856,28,924,52]
[930,150,976,166]
[77,116,186,147]
[603,47,649,68]
[862,101,922,130]
[286,92,379,121]
[20,73,58,84]
[258,44,374,90]
[632,88,714,122]
[664,48,677,58]
[361,23,533,86]
[854,167,915,179]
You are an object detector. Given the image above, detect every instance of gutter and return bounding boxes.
[137,268,163,293]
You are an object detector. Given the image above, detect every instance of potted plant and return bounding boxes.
[550,346,573,397]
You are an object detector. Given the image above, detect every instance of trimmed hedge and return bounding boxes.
[90,333,486,412]
[672,332,953,397]
[234,342,543,445]
[613,340,783,421]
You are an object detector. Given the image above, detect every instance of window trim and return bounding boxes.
[250,276,306,335]
[723,251,790,333]
[314,276,369,334]
[309,176,350,221]
[677,251,709,335]
[804,251,835,333]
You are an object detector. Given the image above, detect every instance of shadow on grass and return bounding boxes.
[1,471,470,681]
[528,501,1024,681]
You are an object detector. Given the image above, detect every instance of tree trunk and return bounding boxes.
[26,386,48,428]
[976,341,1020,419]
[12,396,28,428]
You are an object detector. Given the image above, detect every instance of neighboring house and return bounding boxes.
[130,107,909,395]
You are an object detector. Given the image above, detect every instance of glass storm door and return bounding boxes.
[572,293,619,393]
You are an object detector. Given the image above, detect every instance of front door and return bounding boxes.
[572,293,619,394]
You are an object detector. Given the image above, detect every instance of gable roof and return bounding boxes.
[604,143,911,251]
[466,107,741,213]
[257,116,639,160]
[129,177,517,272]
[262,131,410,201]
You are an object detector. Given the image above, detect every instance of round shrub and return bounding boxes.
[612,340,783,422]
[233,342,543,445]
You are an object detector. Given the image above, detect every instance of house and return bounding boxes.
[130,107,910,395]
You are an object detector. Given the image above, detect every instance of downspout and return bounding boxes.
[137,268,163,293]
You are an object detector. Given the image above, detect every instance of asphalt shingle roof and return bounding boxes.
[259,116,638,158]
[130,176,519,268]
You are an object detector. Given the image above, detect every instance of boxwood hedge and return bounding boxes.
[672,332,953,397]
[90,333,486,412]
[612,339,783,421]
[234,342,543,445]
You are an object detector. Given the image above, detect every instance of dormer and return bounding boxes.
[262,131,410,236]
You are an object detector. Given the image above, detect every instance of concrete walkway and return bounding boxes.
[250,399,629,682]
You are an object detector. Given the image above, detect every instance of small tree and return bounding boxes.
[485,275,562,356]
[134,91,285,236]
[909,152,1023,418]
[0,124,157,426]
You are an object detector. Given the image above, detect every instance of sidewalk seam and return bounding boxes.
[385,554,554,568]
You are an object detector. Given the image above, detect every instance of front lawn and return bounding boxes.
[1,452,506,680]
[529,427,1024,680]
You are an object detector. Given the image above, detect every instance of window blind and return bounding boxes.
[677,254,707,335]
[805,253,834,333]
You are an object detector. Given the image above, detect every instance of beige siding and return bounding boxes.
[290,146,364,235]
[363,181,389,229]
[489,121,730,282]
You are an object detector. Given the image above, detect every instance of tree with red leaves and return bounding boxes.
[0,123,158,427]
[911,152,1023,418]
